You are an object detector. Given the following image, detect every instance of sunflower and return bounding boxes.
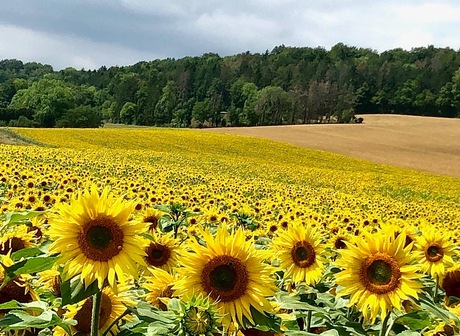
[0,254,39,305]
[415,227,455,279]
[179,295,222,336]
[335,230,422,323]
[52,285,135,336]
[143,268,176,310]
[143,230,182,273]
[141,207,164,230]
[27,215,48,243]
[271,220,325,286]
[0,225,38,255]
[441,267,460,302]
[34,268,62,297]
[174,225,275,327]
[381,221,417,250]
[48,186,147,291]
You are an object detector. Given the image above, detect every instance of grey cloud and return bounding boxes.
[0,0,458,69]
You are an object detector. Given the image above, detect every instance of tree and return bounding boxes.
[154,81,177,125]
[254,86,292,125]
[192,99,212,127]
[56,105,103,128]
[9,77,74,127]
[119,102,137,124]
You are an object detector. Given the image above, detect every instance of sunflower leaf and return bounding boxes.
[11,246,44,260]
[4,255,58,278]
[60,277,99,305]
[394,310,432,331]
[3,211,44,226]
[249,306,281,332]
[0,300,48,312]
[0,310,61,330]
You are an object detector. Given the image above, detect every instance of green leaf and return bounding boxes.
[130,302,176,325]
[0,300,47,312]
[4,211,44,225]
[155,205,173,213]
[60,276,99,305]
[11,246,43,260]
[395,310,431,331]
[276,291,324,312]
[419,294,457,323]
[249,306,281,332]
[396,331,421,336]
[159,217,175,233]
[0,310,60,330]
[3,255,58,279]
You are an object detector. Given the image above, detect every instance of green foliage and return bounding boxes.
[1,44,460,128]
[55,105,103,128]
[60,277,100,305]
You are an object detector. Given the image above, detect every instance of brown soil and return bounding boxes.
[205,114,460,178]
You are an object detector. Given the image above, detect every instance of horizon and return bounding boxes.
[2,43,459,72]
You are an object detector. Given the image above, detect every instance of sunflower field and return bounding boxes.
[1,127,460,336]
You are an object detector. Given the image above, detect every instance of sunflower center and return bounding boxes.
[144,216,159,230]
[146,243,171,267]
[210,265,238,291]
[88,226,112,249]
[367,260,392,285]
[0,278,33,305]
[78,216,124,262]
[334,238,347,249]
[201,255,249,302]
[291,241,316,268]
[0,237,26,255]
[426,244,443,262]
[441,269,460,298]
[360,252,401,294]
[74,293,113,334]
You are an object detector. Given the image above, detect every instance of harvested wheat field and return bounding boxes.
[206,114,460,178]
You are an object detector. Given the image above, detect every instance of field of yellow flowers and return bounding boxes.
[0,127,460,336]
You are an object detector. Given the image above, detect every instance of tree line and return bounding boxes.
[1,43,459,128]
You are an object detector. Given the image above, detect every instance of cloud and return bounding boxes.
[0,0,459,69]
[0,23,161,70]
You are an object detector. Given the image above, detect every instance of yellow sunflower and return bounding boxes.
[174,225,275,327]
[143,268,176,310]
[52,285,135,336]
[141,207,164,230]
[441,267,460,302]
[0,225,38,255]
[335,230,422,323]
[271,220,325,286]
[0,254,40,305]
[34,268,62,297]
[143,230,182,273]
[415,227,455,279]
[48,185,147,291]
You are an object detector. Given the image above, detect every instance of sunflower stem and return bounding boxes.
[101,309,129,336]
[91,290,103,336]
[434,275,439,302]
[379,312,391,336]
[306,309,313,332]
[305,293,314,332]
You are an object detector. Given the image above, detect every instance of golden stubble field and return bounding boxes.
[206,114,460,178]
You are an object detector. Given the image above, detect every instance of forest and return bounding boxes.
[0,43,459,128]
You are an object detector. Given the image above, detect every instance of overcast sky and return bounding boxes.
[0,1,459,70]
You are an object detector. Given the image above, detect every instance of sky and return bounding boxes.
[0,0,459,70]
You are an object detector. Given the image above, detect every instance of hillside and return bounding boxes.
[206,114,460,178]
